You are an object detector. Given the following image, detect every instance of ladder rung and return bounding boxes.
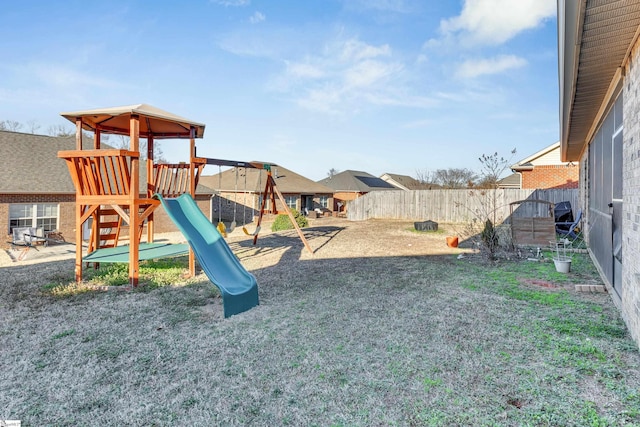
[99,221,120,228]
[99,209,119,216]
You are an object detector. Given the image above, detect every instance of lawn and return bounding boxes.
[1,219,638,426]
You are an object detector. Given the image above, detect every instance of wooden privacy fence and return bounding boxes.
[346,188,579,223]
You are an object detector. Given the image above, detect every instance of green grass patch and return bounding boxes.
[83,257,191,288]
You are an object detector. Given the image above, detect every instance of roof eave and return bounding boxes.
[558,0,583,162]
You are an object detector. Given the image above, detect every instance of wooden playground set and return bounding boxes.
[56,104,310,316]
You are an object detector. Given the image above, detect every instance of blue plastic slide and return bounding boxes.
[156,193,259,318]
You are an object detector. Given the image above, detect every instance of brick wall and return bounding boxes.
[153,196,212,233]
[2,194,212,245]
[1,194,75,243]
[622,38,640,347]
[213,192,334,222]
[520,165,579,189]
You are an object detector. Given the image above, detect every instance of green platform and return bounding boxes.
[83,243,189,263]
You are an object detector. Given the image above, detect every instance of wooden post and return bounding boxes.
[92,128,101,255]
[129,115,140,286]
[188,127,196,278]
[270,175,313,254]
[74,117,83,282]
[252,171,272,246]
[75,118,82,150]
[147,134,154,243]
[75,204,83,282]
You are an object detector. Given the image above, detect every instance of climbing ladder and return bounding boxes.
[88,207,122,251]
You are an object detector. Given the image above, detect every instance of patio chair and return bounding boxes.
[556,209,583,242]
[11,227,47,260]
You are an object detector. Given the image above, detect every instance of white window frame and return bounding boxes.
[9,203,59,233]
[319,195,329,209]
[284,195,297,210]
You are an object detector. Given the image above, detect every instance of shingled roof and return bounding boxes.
[380,173,432,190]
[199,163,334,194]
[318,170,397,192]
[0,131,83,194]
[0,130,212,195]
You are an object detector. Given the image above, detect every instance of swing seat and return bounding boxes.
[217,221,227,238]
[242,225,261,237]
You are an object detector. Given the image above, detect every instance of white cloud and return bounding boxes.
[455,54,527,78]
[274,37,420,113]
[31,63,122,89]
[296,85,344,114]
[249,11,265,24]
[340,39,391,62]
[343,60,401,88]
[286,61,325,79]
[439,0,556,46]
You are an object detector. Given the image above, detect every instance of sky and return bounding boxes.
[0,0,559,181]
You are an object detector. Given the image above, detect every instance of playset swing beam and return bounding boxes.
[203,157,314,254]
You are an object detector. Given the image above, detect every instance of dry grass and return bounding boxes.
[1,218,639,426]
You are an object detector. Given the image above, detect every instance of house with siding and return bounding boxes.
[199,163,334,222]
[0,130,213,244]
[318,170,397,214]
[380,173,434,190]
[509,141,579,189]
[558,0,640,347]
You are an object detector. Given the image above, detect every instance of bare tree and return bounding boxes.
[26,120,41,134]
[0,120,23,132]
[465,148,518,260]
[327,168,339,179]
[47,124,75,137]
[433,168,477,188]
[476,149,516,189]
[415,169,435,185]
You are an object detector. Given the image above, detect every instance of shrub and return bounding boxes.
[480,219,500,260]
[271,209,308,232]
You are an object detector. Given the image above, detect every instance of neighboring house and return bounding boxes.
[559,0,640,347]
[199,163,334,222]
[497,173,521,189]
[510,141,579,189]
[0,130,213,244]
[318,170,397,213]
[380,173,434,190]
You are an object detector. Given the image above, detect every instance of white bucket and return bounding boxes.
[553,257,572,273]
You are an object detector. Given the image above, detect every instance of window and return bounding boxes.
[319,195,329,209]
[258,195,269,211]
[285,195,297,210]
[9,203,59,233]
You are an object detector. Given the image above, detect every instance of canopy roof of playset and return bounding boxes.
[60,103,206,139]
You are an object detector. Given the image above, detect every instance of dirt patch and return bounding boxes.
[520,278,560,289]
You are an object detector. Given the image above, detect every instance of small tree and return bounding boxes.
[477,149,516,190]
[271,209,308,232]
[458,149,517,260]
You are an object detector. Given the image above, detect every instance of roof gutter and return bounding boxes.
[558,0,584,162]
[511,165,534,172]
